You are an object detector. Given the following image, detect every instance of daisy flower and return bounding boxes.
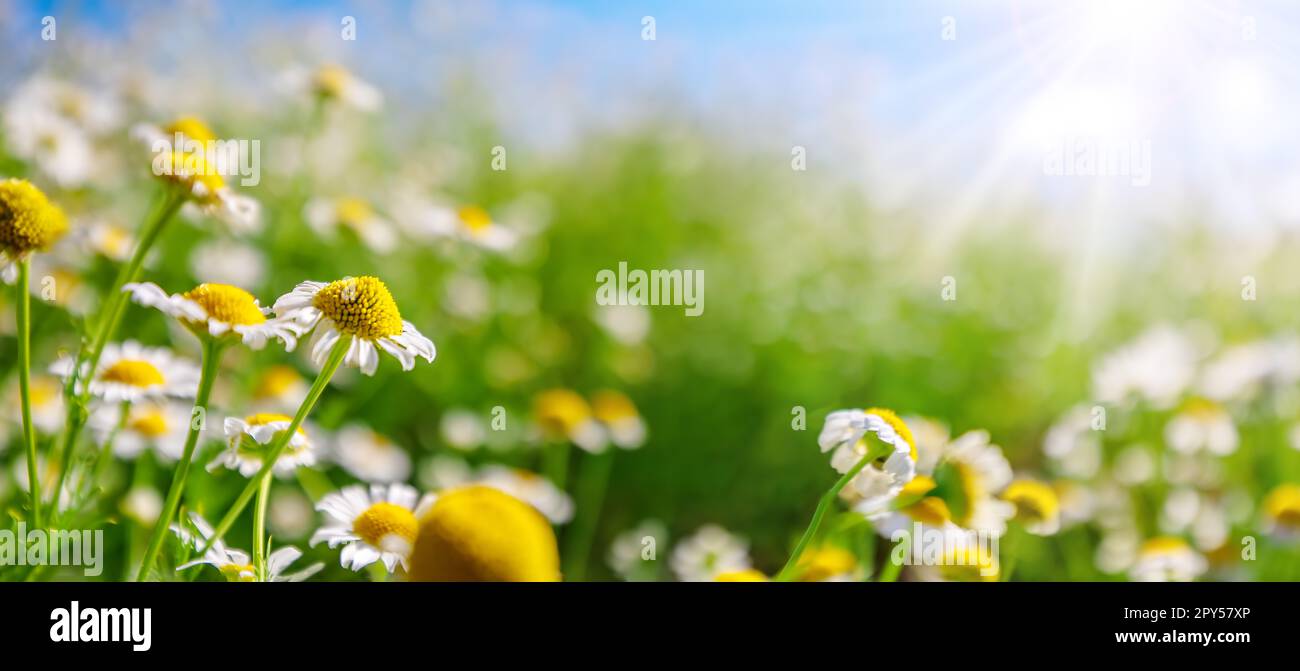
[282,63,383,111]
[5,374,64,434]
[1163,398,1238,456]
[0,178,69,283]
[271,275,436,376]
[136,116,259,232]
[474,465,574,524]
[533,388,607,453]
[249,365,309,414]
[871,475,966,538]
[123,281,305,350]
[818,407,917,512]
[304,196,398,253]
[923,430,1015,534]
[1129,537,1207,582]
[211,413,319,478]
[438,408,487,451]
[173,512,323,582]
[1261,483,1300,541]
[331,423,412,483]
[670,525,751,582]
[89,401,189,461]
[1001,479,1061,536]
[120,486,162,526]
[51,340,199,403]
[1093,325,1200,409]
[311,483,435,573]
[3,77,117,188]
[83,220,134,261]
[607,519,668,581]
[407,485,561,582]
[397,200,518,252]
[591,389,647,449]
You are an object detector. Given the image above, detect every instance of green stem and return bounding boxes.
[200,337,349,557]
[878,536,907,582]
[51,187,186,517]
[775,447,882,582]
[16,258,42,529]
[86,401,131,495]
[562,450,615,580]
[134,338,224,581]
[544,442,570,491]
[252,475,272,581]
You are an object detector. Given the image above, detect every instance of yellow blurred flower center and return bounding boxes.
[1002,480,1059,525]
[0,179,69,255]
[312,276,405,339]
[183,283,267,326]
[130,408,170,438]
[906,496,954,526]
[457,206,492,234]
[220,563,256,582]
[253,365,301,399]
[1141,536,1191,557]
[534,388,593,437]
[313,65,351,99]
[592,390,638,423]
[31,376,59,406]
[99,359,165,388]
[157,150,226,201]
[335,197,374,231]
[796,546,856,582]
[715,569,769,582]
[353,502,419,549]
[407,485,560,582]
[164,116,217,144]
[1264,484,1300,528]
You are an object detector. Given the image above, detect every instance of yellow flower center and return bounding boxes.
[534,388,593,438]
[164,116,217,144]
[864,407,917,462]
[353,502,419,549]
[311,276,405,339]
[31,376,59,406]
[335,197,374,231]
[1264,484,1300,528]
[98,225,131,258]
[253,365,301,399]
[795,546,856,582]
[0,179,68,255]
[220,563,256,582]
[99,359,165,388]
[407,485,561,582]
[1180,397,1223,420]
[129,408,170,438]
[906,496,953,526]
[243,413,306,437]
[715,569,769,582]
[313,64,351,98]
[457,206,492,234]
[1002,480,1059,525]
[591,390,638,423]
[182,283,266,326]
[1141,536,1191,556]
[156,150,225,201]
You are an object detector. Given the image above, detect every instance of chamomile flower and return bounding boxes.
[670,525,751,582]
[1093,325,1200,409]
[791,545,858,582]
[1261,483,1300,541]
[304,196,398,253]
[123,281,305,350]
[591,390,647,449]
[1129,537,1207,582]
[533,388,607,453]
[0,179,69,283]
[5,374,64,434]
[871,475,969,539]
[280,64,383,111]
[250,365,309,414]
[212,413,318,478]
[819,407,917,513]
[89,401,189,462]
[401,202,518,252]
[4,77,117,188]
[83,220,134,261]
[120,486,162,525]
[271,276,436,376]
[1164,398,1238,456]
[173,512,322,582]
[438,408,487,451]
[311,483,435,573]
[475,465,574,524]
[1001,479,1061,536]
[407,485,560,581]
[607,519,668,581]
[51,341,199,403]
[137,116,260,232]
[929,430,1015,534]
[331,423,412,483]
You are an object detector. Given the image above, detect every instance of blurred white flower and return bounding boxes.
[1093,325,1200,409]
[332,424,412,483]
[607,519,667,581]
[1197,337,1300,402]
[211,413,318,478]
[1129,537,1207,582]
[89,401,190,462]
[439,408,487,451]
[670,524,751,582]
[475,465,573,524]
[1113,444,1156,486]
[190,239,267,288]
[120,486,162,525]
[269,486,315,540]
[304,197,398,253]
[279,64,383,112]
[593,304,651,345]
[1163,399,1237,456]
